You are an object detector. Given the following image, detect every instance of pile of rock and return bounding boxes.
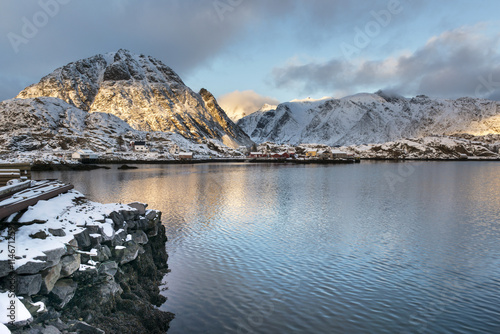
[1,201,173,334]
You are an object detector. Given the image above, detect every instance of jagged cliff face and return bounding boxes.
[237,92,500,146]
[17,49,253,148]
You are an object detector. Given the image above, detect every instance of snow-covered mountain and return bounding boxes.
[0,97,244,159]
[16,49,253,148]
[237,92,500,146]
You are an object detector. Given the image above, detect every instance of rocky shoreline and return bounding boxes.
[0,191,173,333]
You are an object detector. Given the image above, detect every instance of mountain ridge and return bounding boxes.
[237,91,500,146]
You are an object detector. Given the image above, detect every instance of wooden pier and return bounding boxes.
[0,163,32,187]
[0,180,74,221]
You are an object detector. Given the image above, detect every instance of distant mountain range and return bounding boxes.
[237,91,500,146]
[1,50,499,159]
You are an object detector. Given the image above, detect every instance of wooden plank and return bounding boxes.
[0,181,62,206]
[0,183,74,220]
[0,181,32,200]
[0,166,31,186]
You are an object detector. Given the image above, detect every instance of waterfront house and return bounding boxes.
[178,152,193,160]
[72,149,99,161]
[248,152,266,158]
[132,141,149,152]
[331,150,348,159]
[270,152,290,159]
[305,149,318,158]
[319,150,333,160]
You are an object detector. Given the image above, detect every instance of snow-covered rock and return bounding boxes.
[237,91,500,146]
[0,188,172,332]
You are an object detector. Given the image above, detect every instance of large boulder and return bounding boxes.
[127,202,147,215]
[112,241,139,265]
[43,247,67,267]
[0,260,12,278]
[98,261,118,277]
[16,260,48,275]
[16,274,42,296]
[74,229,92,250]
[40,262,62,293]
[60,254,81,277]
[130,230,148,245]
[50,279,78,308]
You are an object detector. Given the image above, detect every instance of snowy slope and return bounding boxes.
[0,97,244,159]
[0,97,133,152]
[237,91,500,145]
[17,49,252,148]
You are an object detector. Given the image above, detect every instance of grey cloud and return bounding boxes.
[0,0,297,100]
[271,25,500,100]
[218,90,279,120]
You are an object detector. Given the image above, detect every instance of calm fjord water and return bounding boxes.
[34,162,500,333]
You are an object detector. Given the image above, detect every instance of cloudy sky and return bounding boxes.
[1,0,500,114]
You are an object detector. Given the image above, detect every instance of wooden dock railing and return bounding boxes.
[0,164,32,186]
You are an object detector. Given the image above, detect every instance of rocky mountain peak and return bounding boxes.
[15,50,253,148]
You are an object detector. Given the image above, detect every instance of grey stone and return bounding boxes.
[40,262,62,293]
[74,229,91,250]
[16,274,42,296]
[64,238,78,255]
[42,247,66,266]
[0,260,12,278]
[99,226,114,242]
[84,225,101,234]
[122,209,139,221]
[130,230,148,244]
[60,254,81,277]
[69,321,105,334]
[112,241,139,265]
[50,279,77,308]
[48,228,66,237]
[30,230,48,239]
[145,209,158,220]
[127,202,147,215]
[72,265,98,281]
[48,318,68,331]
[96,278,123,305]
[147,221,159,237]
[16,260,48,275]
[138,246,145,255]
[41,325,61,334]
[109,211,125,229]
[138,210,161,236]
[89,233,102,248]
[111,229,127,247]
[124,219,137,230]
[98,261,118,277]
[97,245,111,262]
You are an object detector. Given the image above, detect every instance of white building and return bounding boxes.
[132,141,149,152]
[170,144,180,155]
[72,149,99,161]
